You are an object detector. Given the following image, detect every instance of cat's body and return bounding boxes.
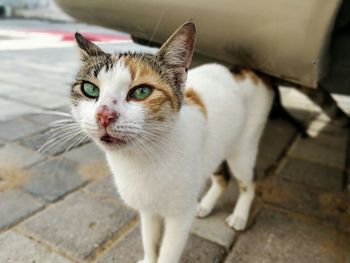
[72,23,273,263]
[107,62,273,216]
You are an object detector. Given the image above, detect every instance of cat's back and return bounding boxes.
[186,63,237,92]
[186,63,270,111]
[185,63,247,120]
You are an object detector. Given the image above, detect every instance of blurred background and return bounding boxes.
[0,1,349,262]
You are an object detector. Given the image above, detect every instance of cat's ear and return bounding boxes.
[157,22,196,88]
[75,33,106,61]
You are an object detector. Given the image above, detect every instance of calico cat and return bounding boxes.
[71,22,274,263]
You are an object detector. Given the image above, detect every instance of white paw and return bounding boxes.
[225,214,248,231]
[196,204,212,218]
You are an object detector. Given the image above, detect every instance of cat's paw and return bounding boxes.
[225,214,248,231]
[196,204,212,218]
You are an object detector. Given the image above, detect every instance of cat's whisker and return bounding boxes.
[47,126,84,140]
[46,132,86,157]
[43,132,86,155]
[39,129,85,154]
[49,119,76,127]
[63,133,89,154]
[48,124,82,134]
[32,109,72,117]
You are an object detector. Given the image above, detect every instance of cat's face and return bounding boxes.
[71,22,195,151]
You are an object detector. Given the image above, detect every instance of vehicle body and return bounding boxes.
[56,0,350,94]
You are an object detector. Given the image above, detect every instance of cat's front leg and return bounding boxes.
[157,211,194,263]
[138,212,162,263]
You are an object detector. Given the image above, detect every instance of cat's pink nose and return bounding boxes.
[96,105,118,128]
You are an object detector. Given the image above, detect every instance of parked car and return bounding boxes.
[56,0,350,94]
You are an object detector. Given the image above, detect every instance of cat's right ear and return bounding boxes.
[74,33,106,61]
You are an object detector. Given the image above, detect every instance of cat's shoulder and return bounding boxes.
[189,63,231,76]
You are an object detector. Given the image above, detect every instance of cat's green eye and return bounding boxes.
[82,82,100,99]
[129,85,153,101]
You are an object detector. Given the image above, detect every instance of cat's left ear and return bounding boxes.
[75,32,106,61]
[157,22,196,88]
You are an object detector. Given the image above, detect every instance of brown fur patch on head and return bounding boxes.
[184,88,207,118]
[122,55,180,120]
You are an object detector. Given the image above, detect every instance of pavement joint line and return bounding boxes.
[191,232,230,263]
[262,203,341,229]
[80,187,125,208]
[219,197,264,263]
[13,226,81,263]
[8,180,93,233]
[286,151,346,170]
[0,197,46,234]
[86,216,139,262]
[264,131,300,178]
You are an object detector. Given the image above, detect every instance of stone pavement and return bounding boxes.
[1,19,350,263]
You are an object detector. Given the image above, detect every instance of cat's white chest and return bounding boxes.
[106,150,201,216]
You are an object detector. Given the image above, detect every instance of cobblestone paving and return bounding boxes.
[0,20,350,263]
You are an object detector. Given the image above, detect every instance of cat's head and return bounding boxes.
[71,22,196,151]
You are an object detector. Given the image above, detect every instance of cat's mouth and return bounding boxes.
[100,134,126,145]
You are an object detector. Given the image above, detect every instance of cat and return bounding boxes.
[71,22,274,263]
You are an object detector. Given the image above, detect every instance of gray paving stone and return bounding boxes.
[0,116,45,141]
[278,157,343,191]
[25,112,64,127]
[256,119,297,177]
[0,190,44,230]
[0,143,45,168]
[0,97,39,121]
[0,231,72,263]
[96,225,226,263]
[66,142,104,164]
[0,82,25,96]
[259,179,349,227]
[20,191,136,261]
[95,225,142,263]
[23,159,88,202]
[225,208,350,263]
[66,143,111,181]
[181,234,226,263]
[192,180,238,249]
[20,129,89,156]
[288,135,346,169]
[3,89,69,109]
[84,176,121,202]
[191,211,235,249]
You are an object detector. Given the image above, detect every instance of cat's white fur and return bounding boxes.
[73,25,274,263]
[104,64,273,263]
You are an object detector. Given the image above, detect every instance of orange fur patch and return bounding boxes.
[123,56,179,113]
[144,90,172,114]
[184,88,207,118]
[231,68,260,84]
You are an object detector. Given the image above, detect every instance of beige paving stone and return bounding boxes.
[0,231,72,263]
